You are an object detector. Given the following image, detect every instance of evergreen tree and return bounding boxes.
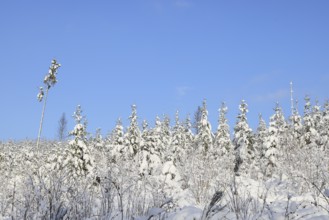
[233,100,254,176]
[302,96,319,148]
[139,117,162,176]
[154,116,165,158]
[93,128,104,150]
[312,100,322,131]
[142,119,148,132]
[213,102,232,159]
[255,114,267,158]
[110,118,125,162]
[263,103,285,177]
[161,115,172,161]
[170,111,185,164]
[289,100,303,148]
[321,100,329,150]
[113,118,124,146]
[195,99,213,155]
[64,105,94,177]
[312,100,323,148]
[183,114,195,154]
[255,114,268,177]
[124,105,141,157]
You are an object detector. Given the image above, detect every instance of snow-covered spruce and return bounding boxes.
[124,104,141,158]
[195,99,214,155]
[63,105,94,177]
[233,100,255,177]
[263,103,286,177]
[213,102,233,159]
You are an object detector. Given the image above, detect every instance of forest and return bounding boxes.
[1,96,329,219]
[1,61,329,219]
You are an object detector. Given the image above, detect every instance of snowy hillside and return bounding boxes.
[1,98,329,219]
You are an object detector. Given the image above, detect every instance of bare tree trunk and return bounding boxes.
[37,87,49,150]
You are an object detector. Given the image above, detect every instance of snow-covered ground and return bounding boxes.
[1,99,329,219]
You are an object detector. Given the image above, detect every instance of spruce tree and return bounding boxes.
[289,100,303,148]
[233,100,254,176]
[302,96,319,148]
[312,100,323,148]
[124,105,141,157]
[154,116,165,158]
[162,115,172,149]
[255,114,267,159]
[213,102,232,159]
[255,114,268,177]
[93,128,104,150]
[195,99,213,155]
[264,103,285,177]
[183,114,195,154]
[139,117,162,176]
[111,118,125,162]
[321,100,329,150]
[64,105,94,177]
[170,111,185,164]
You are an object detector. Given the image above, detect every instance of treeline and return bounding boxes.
[1,96,329,219]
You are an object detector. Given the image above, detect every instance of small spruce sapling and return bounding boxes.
[64,105,94,177]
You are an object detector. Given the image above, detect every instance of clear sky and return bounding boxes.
[1,0,329,140]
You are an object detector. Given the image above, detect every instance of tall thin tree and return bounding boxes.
[37,59,61,149]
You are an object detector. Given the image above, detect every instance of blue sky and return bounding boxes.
[1,0,329,140]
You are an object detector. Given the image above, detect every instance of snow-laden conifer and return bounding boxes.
[124,105,141,157]
[289,100,303,148]
[110,118,125,160]
[213,102,233,159]
[63,105,94,177]
[233,100,254,176]
[183,114,195,154]
[195,99,213,155]
[254,114,268,177]
[162,115,172,148]
[263,103,286,177]
[302,96,320,148]
[312,100,323,148]
[154,116,165,158]
[255,114,267,158]
[170,111,185,164]
[92,128,104,150]
[139,117,162,176]
[321,100,329,150]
